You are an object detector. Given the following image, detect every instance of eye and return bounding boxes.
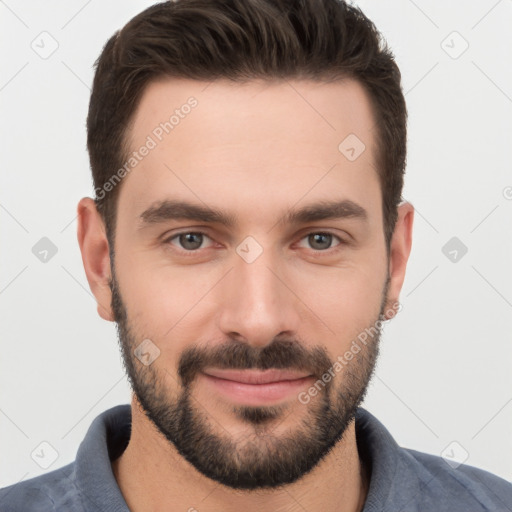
[297,232,344,251]
[165,231,213,251]
[163,230,346,255]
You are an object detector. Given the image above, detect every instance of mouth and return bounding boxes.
[199,368,314,406]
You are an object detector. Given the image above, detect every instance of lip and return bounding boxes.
[199,369,314,406]
[203,368,311,384]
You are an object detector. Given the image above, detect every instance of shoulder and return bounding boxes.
[0,404,131,512]
[401,447,512,510]
[0,462,85,512]
[355,407,512,511]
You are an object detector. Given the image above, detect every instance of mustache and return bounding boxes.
[178,338,333,387]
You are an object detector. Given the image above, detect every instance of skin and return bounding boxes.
[77,77,414,512]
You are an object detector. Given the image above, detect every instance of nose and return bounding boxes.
[216,244,302,349]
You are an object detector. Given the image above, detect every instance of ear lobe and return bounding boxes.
[384,201,414,317]
[77,197,115,322]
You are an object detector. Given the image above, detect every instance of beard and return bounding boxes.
[109,262,388,491]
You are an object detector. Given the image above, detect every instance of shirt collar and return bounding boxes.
[72,404,131,511]
[355,407,422,511]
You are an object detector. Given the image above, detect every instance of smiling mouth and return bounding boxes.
[199,368,314,405]
[203,368,312,384]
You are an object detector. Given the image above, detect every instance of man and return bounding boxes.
[1,0,511,510]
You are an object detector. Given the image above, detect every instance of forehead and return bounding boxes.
[118,77,381,222]
[127,76,377,152]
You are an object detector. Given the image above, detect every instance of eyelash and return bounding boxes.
[162,230,347,256]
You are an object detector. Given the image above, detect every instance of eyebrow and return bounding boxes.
[138,198,368,229]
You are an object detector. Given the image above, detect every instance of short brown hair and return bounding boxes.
[87,0,407,248]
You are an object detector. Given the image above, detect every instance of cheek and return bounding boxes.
[114,249,220,344]
[295,259,387,343]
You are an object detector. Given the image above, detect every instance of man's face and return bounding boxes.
[106,77,397,489]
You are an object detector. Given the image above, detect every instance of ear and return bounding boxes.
[383,201,414,319]
[77,197,114,322]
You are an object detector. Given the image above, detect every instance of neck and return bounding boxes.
[112,399,369,512]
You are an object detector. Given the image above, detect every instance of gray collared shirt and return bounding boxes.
[1,404,511,511]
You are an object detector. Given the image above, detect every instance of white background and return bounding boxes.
[1,0,511,489]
